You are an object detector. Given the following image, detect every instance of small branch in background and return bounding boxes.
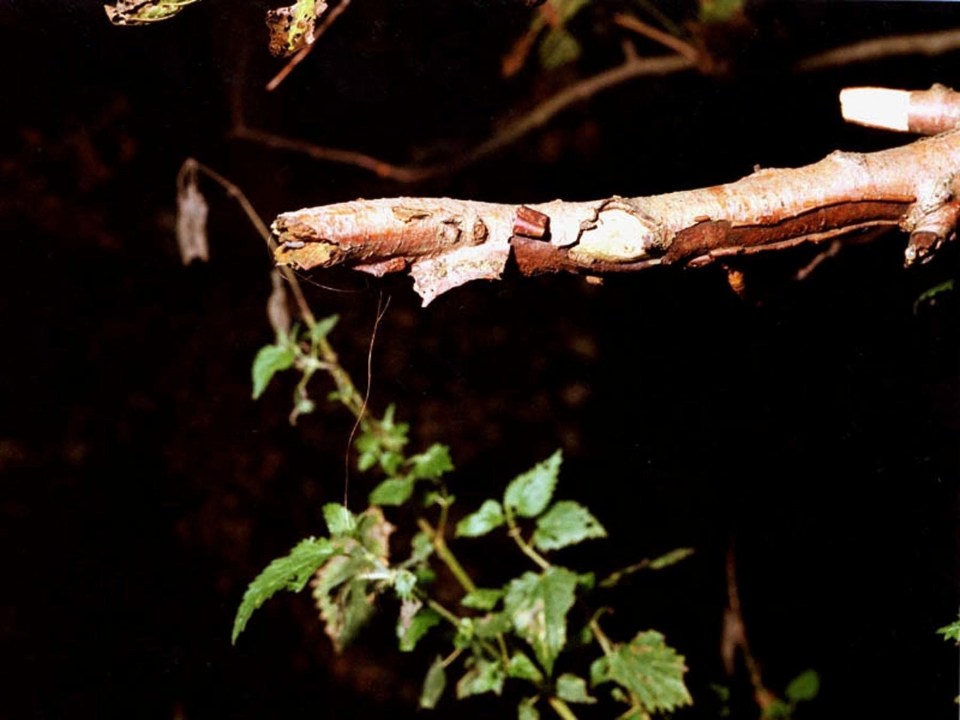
[266,0,353,92]
[723,540,777,712]
[233,54,694,182]
[794,27,960,72]
[613,12,700,63]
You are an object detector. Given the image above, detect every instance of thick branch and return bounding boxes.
[272,126,960,305]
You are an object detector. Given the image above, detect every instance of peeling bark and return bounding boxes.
[272,127,960,306]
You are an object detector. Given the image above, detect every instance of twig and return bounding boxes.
[266,0,353,92]
[723,540,777,712]
[233,54,694,183]
[613,12,699,63]
[795,27,960,72]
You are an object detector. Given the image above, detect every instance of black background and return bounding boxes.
[1,1,957,717]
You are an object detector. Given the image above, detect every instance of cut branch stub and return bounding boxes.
[272,129,960,305]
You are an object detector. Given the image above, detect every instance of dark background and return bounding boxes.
[1,1,957,717]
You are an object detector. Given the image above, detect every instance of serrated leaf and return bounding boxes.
[785,669,820,702]
[456,500,506,537]
[420,656,447,709]
[232,537,335,643]
[398,605,441,652]
[251,343,296,399]
[313,558,376,652]
[105,0,199,26]
[589,630,692,713]
[456,657,506,698]
[266,0,327,57]
[504,451,562,519]
[518,696,541,720]
[504,567,578,675]
[322,503,356,536]
[369,477,415,506]
[409,443,454,480]
[556,673,596,704]
[461,588,504,611]
[392,568,417,600]
[532,500,606,551]
[938,618,960,642]
[309,314,339,343]
[508,652,544,682]
[356,507,395,558]
[539,27,581,70]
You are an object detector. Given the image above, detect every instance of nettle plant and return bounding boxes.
[231,312,695,719]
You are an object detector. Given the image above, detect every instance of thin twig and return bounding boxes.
[266,0,353,92]
[234,54,693,182]
[795,27,960,72]
[724,539,776,712]
[613,13,699,63]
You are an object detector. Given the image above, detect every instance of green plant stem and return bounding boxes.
[426,597,462,627]
[547,696,580,720]
[505,511,551,570]
[186,158,376,429]
[589,618,615,657]
[417,518,477,594]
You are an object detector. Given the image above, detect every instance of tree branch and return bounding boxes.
[232,53,694,183]
[270,112,960,305]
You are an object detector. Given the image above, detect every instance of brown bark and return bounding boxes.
[272,127,960,306]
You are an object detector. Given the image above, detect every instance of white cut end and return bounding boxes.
[840,87,911,132]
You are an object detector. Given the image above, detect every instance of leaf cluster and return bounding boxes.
[235,370,693,718]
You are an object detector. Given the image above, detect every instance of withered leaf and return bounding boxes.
[266,0,329,57]
[105,0,199,26]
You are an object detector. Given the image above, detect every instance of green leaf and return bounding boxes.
[369,477,415,506]
[785,669,820,702]
[355,507,395,557]
[508,652,544,682]
[456,500,506,537]
[556,673,596,704]
[504,567,578,675]
[938,618,960,642]
[398,606,441,652]
[456,657,506,698]
[461,588,504,611]
[314,565,377,652]
[309,314,339,343]
[232,537,335,643]
[392,568,417,600]
[539,27,582,70]
[409,530,435,563]
[698,0,745,23]
[504,451,562,519]
[409,443,454,480]
[473,613,511,640]
[762,699,792,720]
[552,0,591,21]
[532,500,606,551]
[420,656,447,709]
[475,612,513,639]
[251,343,296,399]
[322,503,356,537]
[355,404,409,474]
[590,631,692,713]
[914,279,954,314]
[518,696,541,720]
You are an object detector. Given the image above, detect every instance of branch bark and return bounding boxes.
[272,99,960,306]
